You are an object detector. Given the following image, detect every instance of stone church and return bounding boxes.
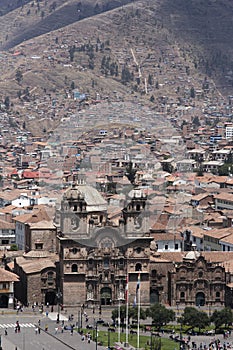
[12,179,233,308]
[54,180,152,306]
[54,179,232,308]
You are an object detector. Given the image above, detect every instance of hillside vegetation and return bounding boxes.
[0,0,232,111]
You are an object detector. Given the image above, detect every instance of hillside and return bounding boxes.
[0,0,232,135]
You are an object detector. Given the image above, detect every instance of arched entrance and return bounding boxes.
[100,287,112,305]
[150,289,159,304]
[196,292,205,306]
[45,291,56,305]
[0,295,8,308]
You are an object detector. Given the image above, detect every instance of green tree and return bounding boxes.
[190,86,195,98]
[10,244,18,251]
[218,163,233,176]
[121,66,133,84]
[146,304,175,330]
[193,116,200,128]
[4,96,10,109]
[211,308,233,331]
[16,69,23,84]
[150,95,155,102]
[69,46,76,62]
[148,74,153,85]
[182,307,210,332]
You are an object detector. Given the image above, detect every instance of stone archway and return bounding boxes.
[45,290,56,306]
[100,287,112,305]
[196,292,205,306]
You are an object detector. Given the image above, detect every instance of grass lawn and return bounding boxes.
[83,329,176,350]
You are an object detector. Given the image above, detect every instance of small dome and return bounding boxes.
[184,250,200,261]
[65,183,81,200]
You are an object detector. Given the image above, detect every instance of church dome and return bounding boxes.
[184,249,200,261]
[65,183,82,200]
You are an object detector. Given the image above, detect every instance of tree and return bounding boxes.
[15,69,23,84]
[4,96,10,109]
[182,307,209,332]
[121,66,133,84]
[148,74,153,86]
[125,161,137,184]
[69,46,76,62]
[10,244,18,251]
[146,304,175,330]
[193,116,200,128]
[190,86,195,98]
[150,95,155,102]
[211,308,233,331]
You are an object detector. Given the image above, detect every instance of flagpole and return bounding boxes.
[125,273,129,345]
[137,272,141,350]
[118,297,121,343]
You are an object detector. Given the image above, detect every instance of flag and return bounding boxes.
[125,275,128,302]
[136,272,141,292]
[133,273,141,307]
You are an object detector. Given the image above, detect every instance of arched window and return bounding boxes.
[71,264,78,272]
[180,291,185,299]
[151,269,157,278]
[216,291,220,298]
[135,263,142,272]
[47,272,54,283]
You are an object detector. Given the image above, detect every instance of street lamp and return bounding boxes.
[179,318,183,350]
[56,289,62,324]
[95,321,98,350]
[78,308,83,332]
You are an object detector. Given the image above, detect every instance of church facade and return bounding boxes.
[12,180,233,309]
[54,181,231,308]
[55,182,152,306]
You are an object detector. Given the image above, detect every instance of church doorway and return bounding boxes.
[45,290,56,305]
[100,287,112,305]
[196,292,205,306]
[150,289,159,304]
[0,295,8,308]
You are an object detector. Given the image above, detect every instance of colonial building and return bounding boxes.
[0,267,18,308]
[12,179,233,309]
[55,180,152,306]
[14,251,57,306]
